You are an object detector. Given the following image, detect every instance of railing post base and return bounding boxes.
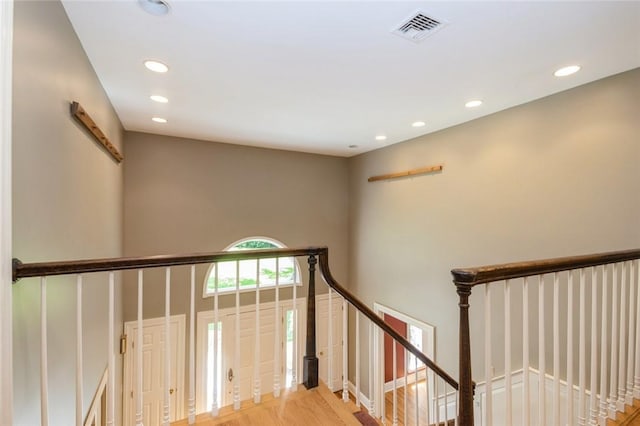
[303,355,319,389]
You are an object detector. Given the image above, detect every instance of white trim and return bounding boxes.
[84,368,108,426]
[122,315,186,426]
[0,0,13,424]
[348,381,371,411]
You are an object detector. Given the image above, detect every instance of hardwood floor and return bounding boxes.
[172,383,362,426]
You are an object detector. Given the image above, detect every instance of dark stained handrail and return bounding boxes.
[452,248,640,287]
[12,246,459,391]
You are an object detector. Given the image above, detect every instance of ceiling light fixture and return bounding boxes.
[348,145,358,149]
[412,121,426,128]
[150,95,169,103]
[152,117,167,123]
[554,65,581,77]
[144,60,169,73]
[375,135,387,141]
[138,0,170,16]
[465,100,483,108]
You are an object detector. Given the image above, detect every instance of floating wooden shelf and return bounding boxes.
[70,101,123,163]
[368,164,443,182]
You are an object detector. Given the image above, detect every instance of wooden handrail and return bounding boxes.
[318,250,459,390]
[13,246,459,391]
[452,248,640,287]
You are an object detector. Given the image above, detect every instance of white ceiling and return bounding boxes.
[61,1,640,157]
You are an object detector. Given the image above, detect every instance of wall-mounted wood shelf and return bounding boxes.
[368,164,443,182]
[70,101,123,163]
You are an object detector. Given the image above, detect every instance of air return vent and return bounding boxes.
[392,11,446,43]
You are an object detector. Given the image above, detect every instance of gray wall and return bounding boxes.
[122,131,349,408]
[12,1,124,424]
[348,69,640,385]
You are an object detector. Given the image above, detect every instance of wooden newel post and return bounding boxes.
[303,254,319,389]
[456,282,474,425]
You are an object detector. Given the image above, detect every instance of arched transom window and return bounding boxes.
[203,237,301,296]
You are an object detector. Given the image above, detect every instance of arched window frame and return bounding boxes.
[202,236,302,297]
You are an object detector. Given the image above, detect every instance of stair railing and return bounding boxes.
[452,248,640,426]
[13,246,458,426]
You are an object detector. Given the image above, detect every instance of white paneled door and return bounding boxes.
[123,315,185,426]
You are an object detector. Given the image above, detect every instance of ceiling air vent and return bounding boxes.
[392,11,446,43]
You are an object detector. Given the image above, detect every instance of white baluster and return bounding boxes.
[634,259,640,400]
[539,275,546,426]
[291,259,297,390]
[505,279,512,426]
[188,266,196,424]
[342,299,349,402]
[443,378,448,425]
[393,341,398,426]
[163,268,171,426]
[523,276,530,426]
[617,262,627,411]
[234,261,241,409]
[369,320,375,413]
[76,275,83,426]
[136,271,144,426]
[626,260,636,405]
[567,271,575,426]
[599,265,609,426]
[273,258,280,398]
[356,311,361,408]
[254,259,261,403]
[211,263,219,416]
[107,272,115,426]
[434,371,439,426]
[484,283,493,426]
[41,277,49,426]
[578,268,586,426]
[553,273,561,426]
[425,366,431,424]
[590,267,599,425]
[403,350,407,426]
[414,365,419,426]
[610,263,619,419]
[328,288,333,390]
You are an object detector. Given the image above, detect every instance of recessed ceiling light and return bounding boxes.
[144,60,169,73]
[138,0,170,16]
[150,95,168,103]
[152,117,167,123]
[554,65,581,77]
[375,135,387,141]
[412,121,426,128]
[465,100,483,108]
[348,145,358,149]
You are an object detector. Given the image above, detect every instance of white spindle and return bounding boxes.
[136,271,143,426]
[328,288,333,390]
[505,279,512,426]
[254,259,261,403]
[539,275,546,426]
[578,268,586,426]
[414,365,419,426]
[434,371,440,426]
[634,259,640,399]
[273,258,280,398]
[163,268,171,426]
[234,261,241,409]
[599,265,609,426]
[211,264,219,416]
[626,260,636,404]
[291,259,297,390]
[188,266,196,424]
[443,378,448,425]
[342,300,348,402]
[76,275,83,426]
[41,277,49,426]
[523,276,530,426]
[425,365,431,424]
[567,272,575,426]
[356,311,361,408]
[403,351,407,426]
[484,283,492,426]
[107,273,115,426]
[369,321,375,413]
[553,273,560,426]
[617,262,627,411]
[590,267,599,425]
[393,341,398,426]
[610,263,619,418]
